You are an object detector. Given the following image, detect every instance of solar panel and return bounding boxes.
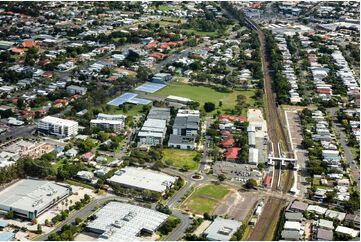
[107,92,137,106]
[107,92,152,106]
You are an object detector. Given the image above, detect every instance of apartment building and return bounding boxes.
[37,116,78,138]
[90,113,126,133]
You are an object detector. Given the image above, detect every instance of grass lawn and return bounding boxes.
[350,147,360,159]
[162,148,199,171]
[182,183,231,215]
[182,28,218,37]
[154,82,256,116]
[106,104,147,117]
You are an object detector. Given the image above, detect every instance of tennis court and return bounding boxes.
[135,82,166,93]
[107,92,151,106]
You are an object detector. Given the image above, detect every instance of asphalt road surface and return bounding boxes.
[328,108,360,189]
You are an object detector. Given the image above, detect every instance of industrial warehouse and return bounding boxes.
[107,167,177,194]
[0,179,71,219]
[86,202,168,241]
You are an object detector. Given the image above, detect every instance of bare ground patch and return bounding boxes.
[212,190,258,221]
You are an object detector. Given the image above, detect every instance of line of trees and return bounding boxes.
[265,31,291,104]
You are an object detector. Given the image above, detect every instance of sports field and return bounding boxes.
[154,82,255,115]
[162,148,199,171]
[181,183,231,214]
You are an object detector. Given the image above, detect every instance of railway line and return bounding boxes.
[243,14,294,241]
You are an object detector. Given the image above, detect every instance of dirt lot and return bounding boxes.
[212,190,258,222]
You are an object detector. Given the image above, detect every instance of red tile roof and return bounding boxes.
[82,152,94,160]
[20,39,37,48]
[145,41,157,49]
[148,52,167,59]
[221,138,235,147]
[219,115,247,123]
[224,147,241,159]
[11,48,25,54]
[318,89,332,94]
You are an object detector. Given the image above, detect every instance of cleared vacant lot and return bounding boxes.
[213,190,259,222]
[181,183,231,215]
[162,148,199,171]
[155,82,255,115]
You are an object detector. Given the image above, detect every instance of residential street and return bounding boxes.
[328,108,360,189]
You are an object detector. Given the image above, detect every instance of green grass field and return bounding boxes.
[155,82,256,116]
[162,148,199,171]
[182,28,218,37]
[106,104,146,117]
[182,184,231,214]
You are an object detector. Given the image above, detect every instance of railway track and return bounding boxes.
[221,5,294,240]
[244,14,294,242]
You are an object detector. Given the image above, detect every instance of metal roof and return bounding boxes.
[204,217,241,241]
[87,202,168,241]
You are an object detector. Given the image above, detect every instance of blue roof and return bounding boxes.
[52,146,64,153]
[0,232,15,241]
[0,220,8,227]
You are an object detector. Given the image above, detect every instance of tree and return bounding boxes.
[257,163,266,171]
[37,224,42,234]
[75,217,82,225]
[203,212,212,220]
[17,98,25,110]
[5,211,14,219]
[136,66,152,81]
[48,233,61,241]
[245,179,257,189]
[204,102,215,112]
[44,219,50,227]
[218,174,226,181]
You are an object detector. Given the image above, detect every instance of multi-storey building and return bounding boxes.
[37,116,78,138]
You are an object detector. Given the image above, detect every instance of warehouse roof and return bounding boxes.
[108,167,176,193]
[0,179,70,215]
[87,202,168,241]
[204,217,241,241]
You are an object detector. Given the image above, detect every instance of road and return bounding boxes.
[328,108,360,189]
[162,116,213,241]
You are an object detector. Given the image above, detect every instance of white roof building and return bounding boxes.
[307,205,327,215]
[335,226,359,238]
[203,217,242,241]
[0,179,70,219]
[325,210,346,222]
[87,202,168,241]
[108,167,176,194]
[284,221,301,231]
